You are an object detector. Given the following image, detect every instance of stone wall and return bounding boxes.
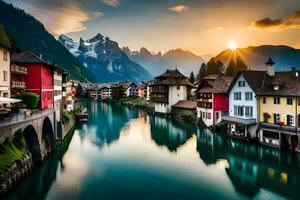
[61,116,76,141]
[0,155,33,196]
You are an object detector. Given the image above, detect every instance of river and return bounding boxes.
[4,100,300,200]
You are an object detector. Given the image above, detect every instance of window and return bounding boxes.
[207,112,211,119]
[234,92,241,100]
[238,81,245,87]
[3,51,7,61]
[3,71,7,81]
[287,97,293,105]
[234,105,244,116]
[245,106,253,117]
[216,112,220,121]
[274,97,280,105]
[245,92,253,101]
[287,115,295,126]
[274,113,281,124]
[177,85,180,90]
[262,97,266,104]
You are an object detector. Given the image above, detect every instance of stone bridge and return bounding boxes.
[0,109,58,164]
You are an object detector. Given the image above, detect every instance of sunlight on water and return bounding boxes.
[5,100,300,200]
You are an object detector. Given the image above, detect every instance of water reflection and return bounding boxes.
[196,128,300,199]
[150,115,196,152]
[4,101,300,200]
[77,101,139,147]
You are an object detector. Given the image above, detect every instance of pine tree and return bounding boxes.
[0,23,10,48]
[225,56,247,76]
[205,57,224,75]
[197,63,206,81]
[189,71,195,83]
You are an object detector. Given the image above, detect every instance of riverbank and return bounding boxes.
[0,109,78,196]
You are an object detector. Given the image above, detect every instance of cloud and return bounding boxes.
[101,0,120,7]
[289,10,300,19]
[13,1,103,36]
[168,5,189,13]
[254,11,300,29]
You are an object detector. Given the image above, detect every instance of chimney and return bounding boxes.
[265,55,275,76]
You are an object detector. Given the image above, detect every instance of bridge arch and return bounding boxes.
[23,125,42,163]
[41,117,55,157]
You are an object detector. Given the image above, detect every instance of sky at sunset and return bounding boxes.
[4,0,300,55]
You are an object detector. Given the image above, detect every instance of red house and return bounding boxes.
[196,75,233,127]
[11,52,56,109]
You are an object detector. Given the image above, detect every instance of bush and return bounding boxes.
[171,108,197,123]
[16,93,40,109]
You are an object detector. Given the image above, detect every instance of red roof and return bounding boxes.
[172,100,197,110]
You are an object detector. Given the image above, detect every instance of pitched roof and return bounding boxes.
[172,100,197,110]
[197,75,233,93]
[11,51,64,72]
[228,70,300,96]
[155,69,186,79]
[0,41,10,50]
[265,56,275,65]
[151,78,196,88]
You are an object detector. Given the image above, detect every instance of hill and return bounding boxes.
[0,0,94,81]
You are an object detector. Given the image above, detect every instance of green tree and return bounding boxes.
[0,23,10,48]
[16,93,40,109]
[225,56,247,76]
[205,57,224,75]
[189,71,195,83]
[197,63,206,81]
[111,86,126,100]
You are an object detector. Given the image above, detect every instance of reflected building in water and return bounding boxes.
[196,129,300,199]
[77,100,139,148]
[150,115,196,152]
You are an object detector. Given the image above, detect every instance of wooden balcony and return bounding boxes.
[11,65,27,75]
[11,81,26,89]
[197,101,212,109]
[150,97,168,103]
[260,122,298,135]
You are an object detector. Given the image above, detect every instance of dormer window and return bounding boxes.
[238,81,245,87]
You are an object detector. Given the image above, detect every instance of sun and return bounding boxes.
[228,41,238,51]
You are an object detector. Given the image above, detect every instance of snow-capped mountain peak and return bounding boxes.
[58,33,152,82]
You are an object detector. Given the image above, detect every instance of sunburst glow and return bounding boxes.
[228,41,238,51]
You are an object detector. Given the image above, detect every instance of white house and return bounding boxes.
[150,69,196,113]
[223,71,262,139]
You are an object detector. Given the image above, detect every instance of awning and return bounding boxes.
[0,97,22,103]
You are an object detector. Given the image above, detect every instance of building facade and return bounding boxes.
[150,69,195,113]
[222,71,261,139]
[10,63,27,96]
[196,75,233,127]
[0,43,10,106]
[62,72,75,111]
[11,52,55,109]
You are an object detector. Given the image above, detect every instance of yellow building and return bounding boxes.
[257,68,300,151]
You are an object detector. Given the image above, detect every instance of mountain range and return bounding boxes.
[215,45,300,71]
[0,0,94,81]
[123,47,207,76]
[58,34,152,83]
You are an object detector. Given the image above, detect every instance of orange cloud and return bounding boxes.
[21,3,103,36]
[289,11,300,19]
[168,5,189,13]
[254,11,300,29]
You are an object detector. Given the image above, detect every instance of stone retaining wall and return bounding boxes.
[0,155,33,196]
